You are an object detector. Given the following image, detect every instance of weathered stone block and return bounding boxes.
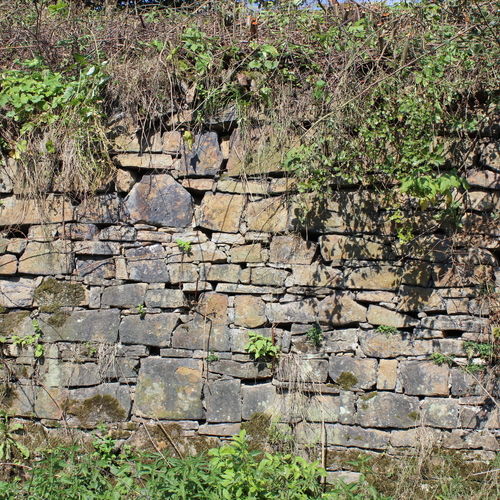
[119,313,179,346]
[234,295,267,328]
[99,226,137,241]
[0,254,17,275]
[0,277,36,308]
[242,383,277,419]
[168,263,198,283]
[206,379,241,423]
[400,361,449,396]
[345,266,402,291]
[366,305,416,328]
[250,267,289,286]
[377,359,398,390]
[326,424,389,450]
[269,235,316,264]
[277,357,328,383]
[229,243,263,263]
[76,259,115,279]
[217,178,268,195]
[421,315,487,333]
[62,383,131,425]
[101,284,148,308]
[77,194,123,224]
[198,423,241,436]
[199,193,245,233]
[168,241,226,263]
[328,357,377,390]
[357,392,420,428]
[19,241,73,275]
[266,298,318,324]
[179,132,223,176]
[41,309,121,343]
[126,245,169,283]
[397,286,445,313]
[34,278,86,308]
[360,332,432,358]
[318,294,367,326]
[323,329,358,353]
[125,174,193,227]
[246,198,288,232]
[134,358,203,419]
[200,264,249,283]
[74,241,121,255]
[0,195,74,226]
[210,360,272,379]
[450,369,482,397]
[467,169,499,189]
[115,153,174,169]
[320,235,390,261]
[286,264,342,288]
[115,168,137,192]
[421,398,459,428]
[40,360,101,388]
[145,288,186,308]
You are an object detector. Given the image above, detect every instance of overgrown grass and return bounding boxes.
[0,0,498,207]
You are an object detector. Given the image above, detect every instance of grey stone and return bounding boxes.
[134,358,203,419]
[102,284,148,308]
[450,369,482,397]
[126,245,170,283]
[285,264,343,288]
[277,358,328,383]
[242,383,277,419]
[198,423,241,436]
[266,298,318,324]
[60,223,99,241]
[180,132,223,176]
[41,309,120,343]
[119,313,179,346]
[357,392,420,428]
[199,264,250,283]
[77,194,123,224]
[250,267,289,286]
[74,241,121,255]
[171,315,230,351]
[168,263,198,283]
[99,226,137,241]
[421,315,487,333]
[323,330,358,353]
[320,235,391,261]
[206,379,241,423]
[125,174,193,227]
[328,357,377,390]
[209,360,272,379]
[421,398,459,428]
[40,360,101,387]
[326,424,389,450]
[145,288,186,308]
[366,305,417,328]
[0,278,35,308]
[76,259,115,279]
[216,283,284,295]
[400,361,449,396]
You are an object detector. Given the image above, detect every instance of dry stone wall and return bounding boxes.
[0,122,499,462]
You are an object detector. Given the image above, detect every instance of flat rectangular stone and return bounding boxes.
[74,241,121,255]
[115,153,174,169]
[246,198,288,232]
[101,284,148,308]
[99,226,137,241]
[216,283,284,294]
[119,313,179,346]
[209,360,272,379]
[400,361,449,396]
[328,357,377,390]
[242,383,277,419]
[229,244,263,263]
[0,195,74,226]
[250,267,289,286]
[206,379,241,423]
[145,288,186,308]
[198,423,241,436]
[0,254,17,274]
[19,241,73,275]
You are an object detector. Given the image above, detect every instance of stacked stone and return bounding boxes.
[0,124,498,460]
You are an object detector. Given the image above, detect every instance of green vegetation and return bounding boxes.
[175,239,193,255]
[0,320,45,359]
[245,331,280,361]
[306,323,323,348]
[0,0,496,226]
[0,411,29,461]
[376,325,399,335]
[136,303,146,319]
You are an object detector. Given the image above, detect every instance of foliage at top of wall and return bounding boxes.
[0,0,497,205]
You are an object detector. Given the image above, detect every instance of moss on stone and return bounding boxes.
[34,278,85,309]
[408,411,420,421]
[47,311,70,327]
[241,412,273,450]
[337,371,358,390]
[360,392,378,401]
[0,306,7,314]
[67,395,126,424]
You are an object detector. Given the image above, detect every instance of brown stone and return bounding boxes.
[286,264,343,287]
[467,169,499,189]
[0,278,36,308]
[318,294,367,326]
[266,298,318,323]
[115,153,174,169]
[181,178,214,191]
[234,295,267,328]
[345,266,402,291]
[217,178,268,195]
[246,198,288,232]
[397,286,445,313]
[377,359,398,390]
[229,244,263,263]
[360,332,432,358]
[250,267,288,286]
[200,264,250,283]
[0,254,17,275]
[0,195,73,226]
[115,169,137,192]
[366,305,417,328]
[320,235,390,261]
[199,193,245,233]
[467,191,500,211]
[162,131,182,153]
[19,241,73,275]
[269,235,316,264]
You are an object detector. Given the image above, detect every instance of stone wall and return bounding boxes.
[0,122,498,463]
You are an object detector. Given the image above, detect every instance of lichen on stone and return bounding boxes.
[34,278,85,309]
[337,371,358,390]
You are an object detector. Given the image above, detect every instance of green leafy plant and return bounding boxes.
[430,352,454,367]
[206,351,219,363]
[306,323,323,347]
[463,341,495,360]
[376,325,399,335]
[10,320,44,359]
[245,331,280,361]
[136,303,146,319]
[0,411,29,460]
[176,239,192,255]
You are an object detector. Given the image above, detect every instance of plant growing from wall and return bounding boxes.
[245,331,280,361]
[306,323,323,348]
[0,411,29,460]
